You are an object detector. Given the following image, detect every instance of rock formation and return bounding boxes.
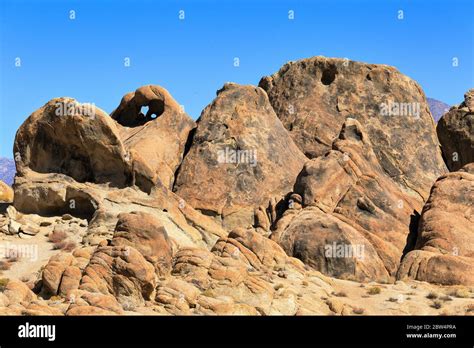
[437,89,474,171]
[259,56,447,201]
[174,83,307,230]
[111,85,196,191]
[12,91,226,249]
[271,119,421,282]
[1,57,473,316]
[0,180,13,203]
[397,163,474,285]
[14,98,132,188]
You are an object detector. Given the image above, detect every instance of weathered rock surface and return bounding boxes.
[12,89,227,250]
[14,98,132,188]
[271,118,421,282]
[0,180,13,202]
[174,83,307,230]
[2,58,473,317]
[79,245,157,308]
[156,228,327,315]
[112,85,196,191]
[437,89,474,171]
[398,163,474,285]
[259,56,447,201]
[111,211,173,276]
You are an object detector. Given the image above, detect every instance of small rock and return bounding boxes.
[19,224,40,236]
[6,205,18,220]
[18,232,34,239]
[8,220,21,235]
[62,214,74,221]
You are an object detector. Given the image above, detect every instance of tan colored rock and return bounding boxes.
[111,211,173,276]
[66,290,123,314]
[212,227,289,271]
[0,180,13,202]
[153,229,315,315]
[41,253,75,296]
[79,245,156,307]
[111,85,196,191]
[398,163,474,285]
[260,56,447,201]
[58,266,82,296]
[12,94,226,249]
[3,279,35,305]
[66,306,117,315]
[271,119,421,282]
[23,303,64,316]
[174,83,307,230]
[437,89,474,171]
[14,98,132,189]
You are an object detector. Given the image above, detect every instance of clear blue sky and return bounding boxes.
[1,0,473,158]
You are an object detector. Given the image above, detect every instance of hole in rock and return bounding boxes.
[64,189,98,221]
[321,65,337,85]
[140,105,150,117]
[137,99,165,124]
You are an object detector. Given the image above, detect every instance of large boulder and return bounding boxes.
[174,83,307,230]
[12,90,227,250]
[79,245,157,308]
[41,253,77,296]
[14,98,132,188]
[436,89,474,171]
[271,119,421,282]
[0,180,13,202]
[111,85,196,191]
[259,56,447,201]
[111,211,173,276]
[397,163,474,285]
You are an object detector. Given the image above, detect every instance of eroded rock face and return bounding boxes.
[79,245,157,308]
[259,56,447,201]
[3,59,472,317]
[13,97,131,216]
[0,180,13,202]
[12,86,227,251]
[14,98,132,187]
[111,211,173,276]
[156,228,320,315]
[112,85,196,191]
[397,163,474,285]
[174,83,307,230]
[437,89,474,171]
[271,119,421,282]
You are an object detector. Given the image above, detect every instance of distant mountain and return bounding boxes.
[0,157,15,186]
[427,98,451,122]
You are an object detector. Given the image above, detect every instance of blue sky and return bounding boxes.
[0,0,473,158]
